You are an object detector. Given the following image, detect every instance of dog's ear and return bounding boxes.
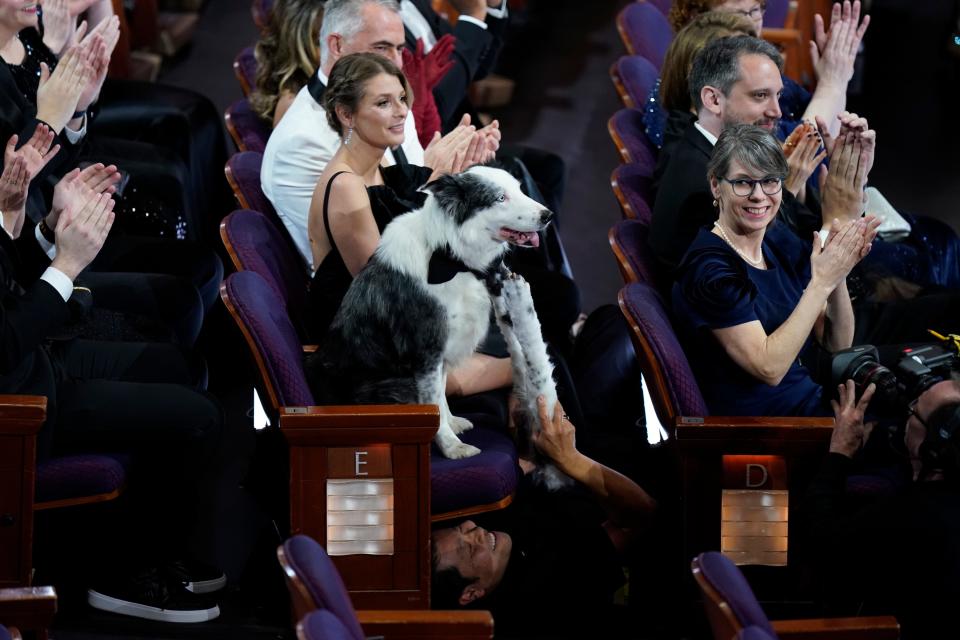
[423,172,502,224]
[423,173,470,223]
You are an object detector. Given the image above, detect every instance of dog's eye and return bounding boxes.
[496,194,506,203]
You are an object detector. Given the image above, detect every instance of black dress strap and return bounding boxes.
[322,171,352,251]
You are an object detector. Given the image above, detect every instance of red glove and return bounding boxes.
[403,40,445,148]
[423,34,456,89]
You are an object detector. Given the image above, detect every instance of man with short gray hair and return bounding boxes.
[262,0,493,271]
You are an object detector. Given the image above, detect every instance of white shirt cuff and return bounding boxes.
[40,266,74,302]
[63,114,87,144]
[485,0,507,19]
[34,223,56,259]
[458,15,488,30]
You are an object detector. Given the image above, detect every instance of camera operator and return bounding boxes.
[800,379,960,639]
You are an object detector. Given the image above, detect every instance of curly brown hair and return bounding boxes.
[668,0,725,32]
[250,0,325,122]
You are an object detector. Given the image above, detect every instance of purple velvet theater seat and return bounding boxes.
[234,46,257,97]
[225,98,271,154]
[225,151,276,218]
[609,219,664,291]
[764,0,791,29]
[282,535,365,640]
[696,551,778,636]
[646,0,671,15]
[611,162,655,223]
[608,108,657,169]
[220,208,310,340]
[222,271,518,514]
[616,2,673,68]
[616,55,660,114]
[34,454,126,505]
[619,283,710,419]
[298,609,357,640]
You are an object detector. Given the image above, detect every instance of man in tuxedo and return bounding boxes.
[399,0,508,131]
[0,143,224,622]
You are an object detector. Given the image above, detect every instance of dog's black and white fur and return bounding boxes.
[314,166,568,480]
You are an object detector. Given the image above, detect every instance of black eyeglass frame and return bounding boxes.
[720,176,784,197]
[727,3,767,19]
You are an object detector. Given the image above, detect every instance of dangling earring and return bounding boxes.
[344,126,353,146]
[712,199,718,208]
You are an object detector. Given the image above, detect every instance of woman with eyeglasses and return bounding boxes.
[672,124,879,416]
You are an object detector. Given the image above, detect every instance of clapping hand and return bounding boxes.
[811,0,870,89]
[0,126,60,238]
[50,162,121,229]
[75,16,120,113]
[423,34,456,89]
[829,379,876,458]
[811,217,867,292]
[783,121,827,199]
[50,191,115,280]
[35,45,94,133]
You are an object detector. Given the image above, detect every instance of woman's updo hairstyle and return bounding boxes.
[707,123,788,182]
[323,52,413,137]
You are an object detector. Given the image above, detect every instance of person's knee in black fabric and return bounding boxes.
[570,305,645,433]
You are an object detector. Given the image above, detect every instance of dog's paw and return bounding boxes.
[449,415,474,434]
[442,441,482,459]
[502,274,533,308]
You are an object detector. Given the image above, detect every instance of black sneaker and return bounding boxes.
[88,568,220,623]
[163,558,227,594]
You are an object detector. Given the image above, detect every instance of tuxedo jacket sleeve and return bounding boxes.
[404,0,508,127]
[0,224,68,378]
[649,125,716,271]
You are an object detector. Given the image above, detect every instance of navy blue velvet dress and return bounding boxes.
[672,221,828,416]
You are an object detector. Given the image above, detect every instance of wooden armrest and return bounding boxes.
[762,27,804,46]
[280,404,439,445]
[357,609,493,639]
[0,587,57,631]
[0,396,47,435]
[673,416,834,449]
[302,344,318,354]
[772,615,899,639]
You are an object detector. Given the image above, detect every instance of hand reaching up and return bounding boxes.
[811,0,870,89]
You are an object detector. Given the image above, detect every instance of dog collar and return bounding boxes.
[427,247,487,284]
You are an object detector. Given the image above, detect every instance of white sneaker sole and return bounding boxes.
[87,589,220,623]
[184,574,227,594]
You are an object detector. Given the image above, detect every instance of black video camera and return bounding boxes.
[830,343,957,416]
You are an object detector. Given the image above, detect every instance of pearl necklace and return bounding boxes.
[714,221,764,267]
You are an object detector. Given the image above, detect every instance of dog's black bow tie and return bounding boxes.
[427,248,493,284]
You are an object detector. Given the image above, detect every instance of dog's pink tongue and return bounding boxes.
[502,228,540,247]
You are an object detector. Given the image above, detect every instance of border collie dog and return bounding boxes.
[313,166,567,481]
